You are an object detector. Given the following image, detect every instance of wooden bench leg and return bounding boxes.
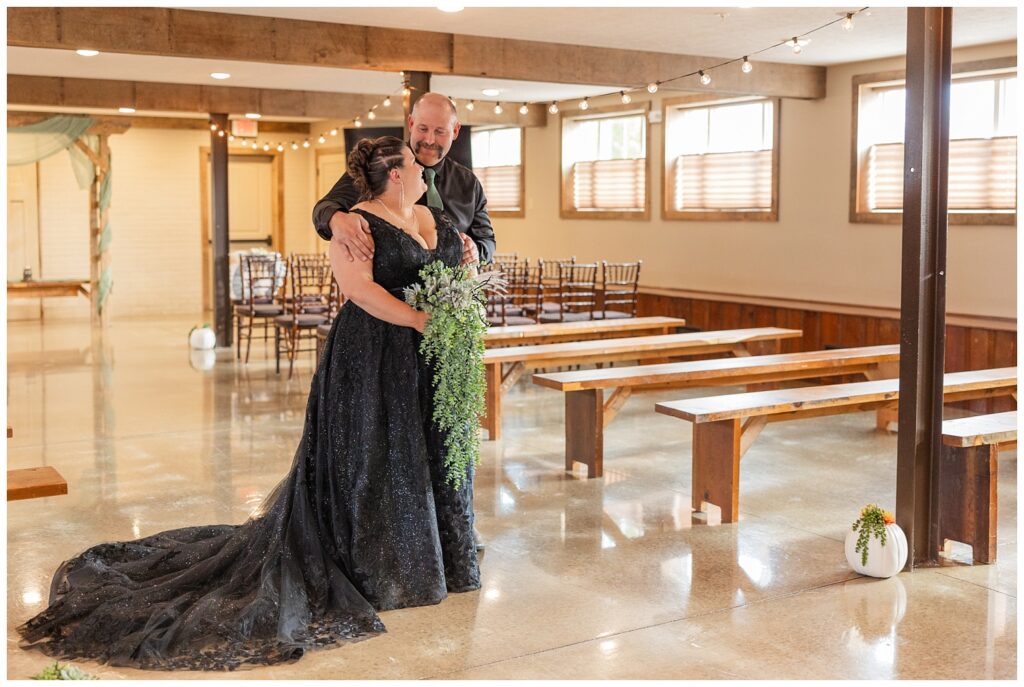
[876,406,899,432]
[692,419,742,524]
[565,389,604,478]
[482,363,502,441]
[937,443,998,564]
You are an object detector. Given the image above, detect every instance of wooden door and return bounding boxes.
[7,163,41,321]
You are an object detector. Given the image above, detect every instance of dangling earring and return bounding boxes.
[397,179,405,208]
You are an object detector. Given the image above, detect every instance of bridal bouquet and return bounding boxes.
[405,261,507,488]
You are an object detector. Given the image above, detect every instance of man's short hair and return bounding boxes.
[412,92,459,122]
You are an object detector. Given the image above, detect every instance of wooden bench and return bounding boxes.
[936,411,1017,564]
[655,368,1017,524]
[485,316,687,348]
[534,344,900,478]
[482,327,802,440]
[8,466,68,501]
[7,279,89,300]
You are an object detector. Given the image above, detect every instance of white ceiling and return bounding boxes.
[7,5,1017,120]
[205,5,1017,66]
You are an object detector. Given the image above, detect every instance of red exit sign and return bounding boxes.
[231,119,259,137]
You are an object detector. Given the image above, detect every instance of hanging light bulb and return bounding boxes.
[790,37,803,54]
[465,100,475,111]
[548,101,559,115]
[263,143,270,151]
[843,12,854,30]
[647,82,659,94]
[251,141,258,150]
[210,123,218,131]
[699,70,712,86]
[401,84,411,97]
[579,98,589,111]
[354,118,362,128]
[493,102,503,115]
[382,96,392,107]
[217,129,225,137]
[742,56,753,74]
[620,91,632,105]
[302,139,310,148]
[228,134,234,142]
[318,134,327,144]
[330,128,338,136]
[367,110,377,120]
[276,143,284,152]
[291,141,299,150]
[519,103,529,115]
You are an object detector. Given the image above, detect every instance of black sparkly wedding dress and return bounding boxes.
[18,207,480,671]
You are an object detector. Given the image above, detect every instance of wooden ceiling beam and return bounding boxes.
[8,7,826,99]
[8,111,312,135]
[8,75,383,120]
[8,75,546,127]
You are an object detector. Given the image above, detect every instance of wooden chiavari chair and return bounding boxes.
[234,254,284,362]
[538,262,599,323]
[274,254,330,378]
[596,260,642,319]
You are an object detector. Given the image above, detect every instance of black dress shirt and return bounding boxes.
[312,156,496,263]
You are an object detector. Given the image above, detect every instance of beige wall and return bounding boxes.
[492,40,1017,320]
[29,127,318,319]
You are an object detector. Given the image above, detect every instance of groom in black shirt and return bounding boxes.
[312,92,496,266]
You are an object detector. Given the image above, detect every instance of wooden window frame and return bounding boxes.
[850,56,1017,226]
[559,101,651,220]
[472,126,526,219]
[661,94,781,222]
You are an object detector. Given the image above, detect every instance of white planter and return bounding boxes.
[845,523,908,578]
[189,326,217,350]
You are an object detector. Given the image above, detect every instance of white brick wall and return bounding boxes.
[33,127,318,319]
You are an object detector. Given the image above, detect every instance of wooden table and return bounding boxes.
[485,316,687,348]
[7,279,90,299]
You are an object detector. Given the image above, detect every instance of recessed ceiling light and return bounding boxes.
[245,113,261,119]
[118,107,136,114]
[210,72,231,80]
[438,2,464,12]
[75,49,99,57]
[481,88,500,97]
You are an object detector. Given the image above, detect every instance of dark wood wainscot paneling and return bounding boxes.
[639,292,1016,413]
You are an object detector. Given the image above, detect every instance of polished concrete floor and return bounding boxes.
[6,316,1017,679]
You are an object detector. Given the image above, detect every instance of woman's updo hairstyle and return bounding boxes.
[347,136,408,201]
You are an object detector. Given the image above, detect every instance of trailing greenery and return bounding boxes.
[850,503,895,566]
[405,261,506,488]
[31,662,97,680]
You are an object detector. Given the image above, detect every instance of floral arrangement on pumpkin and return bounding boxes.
[850,503,896,566]
[404,260,507,488]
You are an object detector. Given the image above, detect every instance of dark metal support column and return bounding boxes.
[895,7,953,569]
[403,71,431,138]
[210,112,232,348]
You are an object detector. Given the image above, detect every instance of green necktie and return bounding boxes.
[424,167,444,211]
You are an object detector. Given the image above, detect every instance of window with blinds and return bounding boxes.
[854,69,1016,221]
[571,158,646,210]
[663,98,777,219]
[471,127,523,213]
[562,111,648,215]
[866,137,1017,212]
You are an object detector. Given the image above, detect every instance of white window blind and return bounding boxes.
[571,158,646,211]
[673,149,772,211]
[866,136,1017,212]
[473,165,521,211]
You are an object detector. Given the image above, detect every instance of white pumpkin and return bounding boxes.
[189,326,217,350]
[845,523,908,578]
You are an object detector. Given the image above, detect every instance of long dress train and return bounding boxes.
[17,207,480,671]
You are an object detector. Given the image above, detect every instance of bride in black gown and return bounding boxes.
[18,136,481,671]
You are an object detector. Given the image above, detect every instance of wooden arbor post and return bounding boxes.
[895,7,953,570]
[75,120,128,326]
